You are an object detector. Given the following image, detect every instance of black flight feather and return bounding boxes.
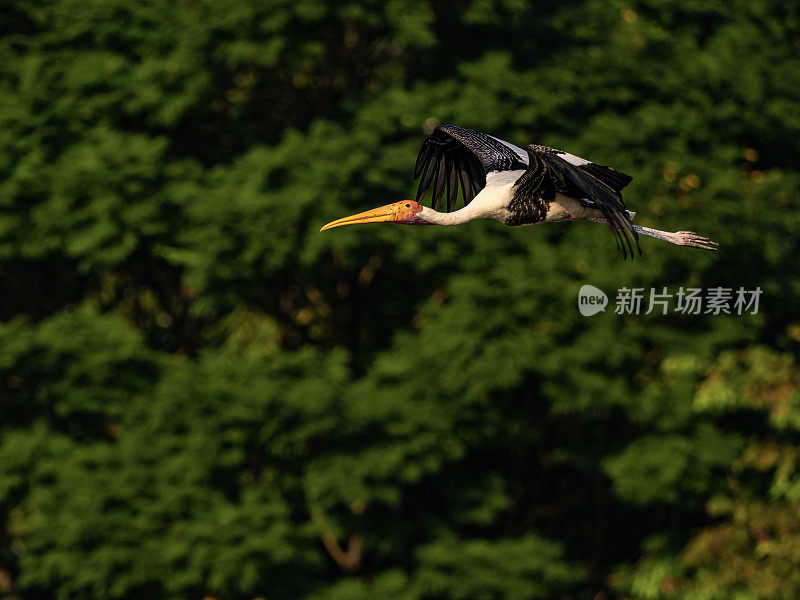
[414,142,432,180]
[432,153,447,211]
[458,163,473,205]
[416,154,436,202]
[447,161,459,212]
[579,163,633,192]
[429,160,440,208]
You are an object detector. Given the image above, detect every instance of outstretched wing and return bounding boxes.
[518,144,640,258]
[414,125,528,212]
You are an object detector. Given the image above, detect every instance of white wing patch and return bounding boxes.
[483,135,590,169]
[485,169,525,188]
[557,151,591,166]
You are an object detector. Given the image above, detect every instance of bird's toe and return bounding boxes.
[674,231,719,250]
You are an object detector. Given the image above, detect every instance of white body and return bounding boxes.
[418,170,597,226]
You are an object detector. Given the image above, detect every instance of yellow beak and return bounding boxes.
[320,203,400,231]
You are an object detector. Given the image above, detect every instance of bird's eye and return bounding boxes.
[405,203,411,208]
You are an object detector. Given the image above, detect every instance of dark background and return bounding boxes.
[1,0,800,598]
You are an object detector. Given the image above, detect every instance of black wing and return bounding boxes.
[517,144,640,258]
[414,125,527,212]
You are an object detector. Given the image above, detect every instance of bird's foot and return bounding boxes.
[671,231,719,250]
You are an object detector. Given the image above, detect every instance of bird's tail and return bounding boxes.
[580,163,633,192]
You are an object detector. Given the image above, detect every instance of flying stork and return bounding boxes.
[321,125,717,257]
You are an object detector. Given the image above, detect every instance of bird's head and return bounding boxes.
[320,200,425,231]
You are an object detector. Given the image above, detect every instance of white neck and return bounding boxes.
[417,182,513,226]
[418,205,481,225]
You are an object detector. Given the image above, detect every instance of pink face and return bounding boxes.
[394,200,424,223]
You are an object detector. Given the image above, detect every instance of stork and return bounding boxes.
[321,125,717,257]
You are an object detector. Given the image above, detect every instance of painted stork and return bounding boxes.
[321,125,717,257]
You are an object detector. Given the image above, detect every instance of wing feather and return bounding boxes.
[432,153,448,211]
[416,149,437,203]
[413,125,526,212]
[520,145,640,258]
[413,142,432,179]
[458,162,474,205]
[447,160,459,212]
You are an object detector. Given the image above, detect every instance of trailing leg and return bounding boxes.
[579,216,718,250]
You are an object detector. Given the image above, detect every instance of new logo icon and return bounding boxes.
[578,285,608,316]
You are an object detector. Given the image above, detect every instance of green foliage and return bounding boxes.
[414,536,579,600]
[614,348,800,600]
[1,0,799,599]
[0,306,158,433]
[604,425,742,507]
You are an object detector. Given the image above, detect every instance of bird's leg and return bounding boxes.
[578,215,718,250]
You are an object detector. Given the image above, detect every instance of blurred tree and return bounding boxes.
[614,347,800,600]
[0,0,799,599]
